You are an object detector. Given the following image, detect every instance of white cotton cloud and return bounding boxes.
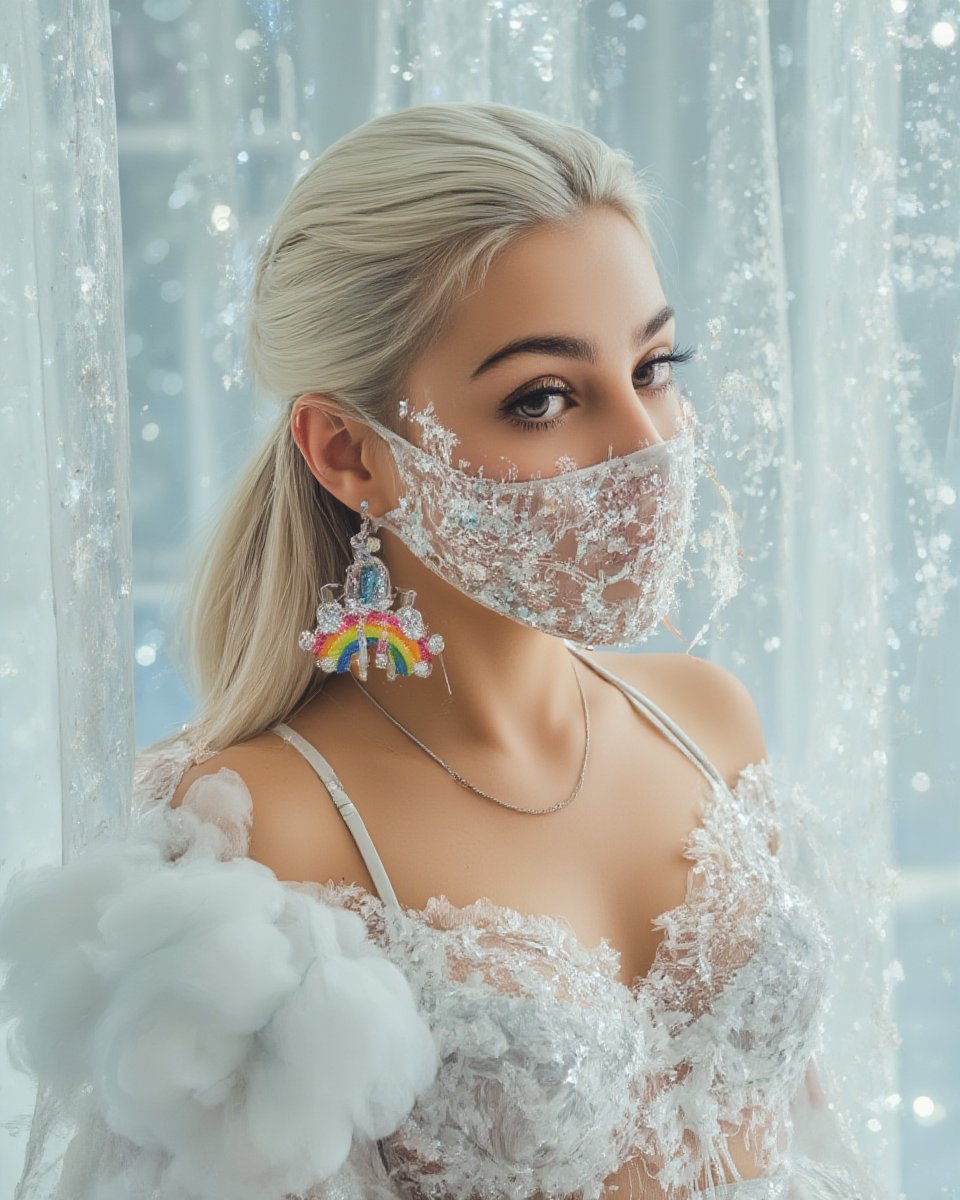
[0,771,439,1200]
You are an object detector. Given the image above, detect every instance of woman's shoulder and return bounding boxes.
[578,649,769,789]
[168,734,284,811]
[168,727,376,890]
[1,733,440,1200]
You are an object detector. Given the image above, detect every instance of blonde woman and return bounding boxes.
[0,103,880,1200]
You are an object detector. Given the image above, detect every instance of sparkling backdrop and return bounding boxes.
[1,1,957,1196]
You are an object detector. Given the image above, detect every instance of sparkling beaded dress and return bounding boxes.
[0,646,886,1200]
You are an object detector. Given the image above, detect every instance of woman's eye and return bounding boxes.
[636,359,674,389]
[498,345,695,433]
[636,345,697,391]
[500,386,572,430]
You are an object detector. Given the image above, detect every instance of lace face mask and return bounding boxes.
[361,395,703,648]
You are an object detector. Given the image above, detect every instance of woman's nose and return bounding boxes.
[625,405,663,449]
[605,383,682,456]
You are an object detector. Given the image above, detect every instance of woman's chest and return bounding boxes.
[326,676,740,990]
[346,864,831,1200]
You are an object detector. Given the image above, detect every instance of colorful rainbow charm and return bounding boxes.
[299,501,444,681]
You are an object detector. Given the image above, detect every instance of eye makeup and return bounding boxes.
[498,343,697,432]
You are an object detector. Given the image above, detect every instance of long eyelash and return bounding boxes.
[646,343,697,384]
[500,343,698,432]
[635,343,697,395]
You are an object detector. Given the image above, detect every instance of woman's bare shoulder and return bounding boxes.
[580,649,769,786]
[169,734,288,811]
[169,730,376,889]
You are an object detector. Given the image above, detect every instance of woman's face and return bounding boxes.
[386,204,690,488]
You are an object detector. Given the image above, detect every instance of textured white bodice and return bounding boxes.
[0,646,882,1200]
[294,754,829,1200]
[263,646,838,1199]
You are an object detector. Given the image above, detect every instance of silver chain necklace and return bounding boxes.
[348,658,591,815]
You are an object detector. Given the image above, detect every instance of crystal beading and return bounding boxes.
[298,500,444,681]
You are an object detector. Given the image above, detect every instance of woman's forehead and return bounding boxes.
[407,213,669,397]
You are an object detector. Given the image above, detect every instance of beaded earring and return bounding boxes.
[299,500,445,682]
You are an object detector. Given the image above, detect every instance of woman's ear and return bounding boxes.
[290,394,398,517]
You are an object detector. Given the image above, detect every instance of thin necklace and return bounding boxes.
[349,656,591,815]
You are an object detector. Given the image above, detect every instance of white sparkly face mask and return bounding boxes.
[361,396,702,648]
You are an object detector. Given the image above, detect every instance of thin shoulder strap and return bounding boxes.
[565,643,726,791]
[268,722,402,911]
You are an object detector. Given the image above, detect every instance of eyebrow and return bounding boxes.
[469,304,676,379]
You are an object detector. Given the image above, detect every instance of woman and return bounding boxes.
[0,103,880,1200]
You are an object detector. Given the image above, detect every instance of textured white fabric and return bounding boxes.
[0,725,886,1200]
[298,759,877,1200]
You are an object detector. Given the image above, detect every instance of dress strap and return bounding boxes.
[268,721,402,911]
[564,643,727,792]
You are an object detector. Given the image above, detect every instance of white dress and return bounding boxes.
[0,646,886,1200]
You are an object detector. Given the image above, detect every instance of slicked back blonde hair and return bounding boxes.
[156,101,661,760]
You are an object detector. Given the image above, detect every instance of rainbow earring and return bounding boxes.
[299,500,445,682]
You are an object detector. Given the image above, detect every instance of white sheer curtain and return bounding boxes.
[0,0,134,1188]
[2,2,957,1197]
